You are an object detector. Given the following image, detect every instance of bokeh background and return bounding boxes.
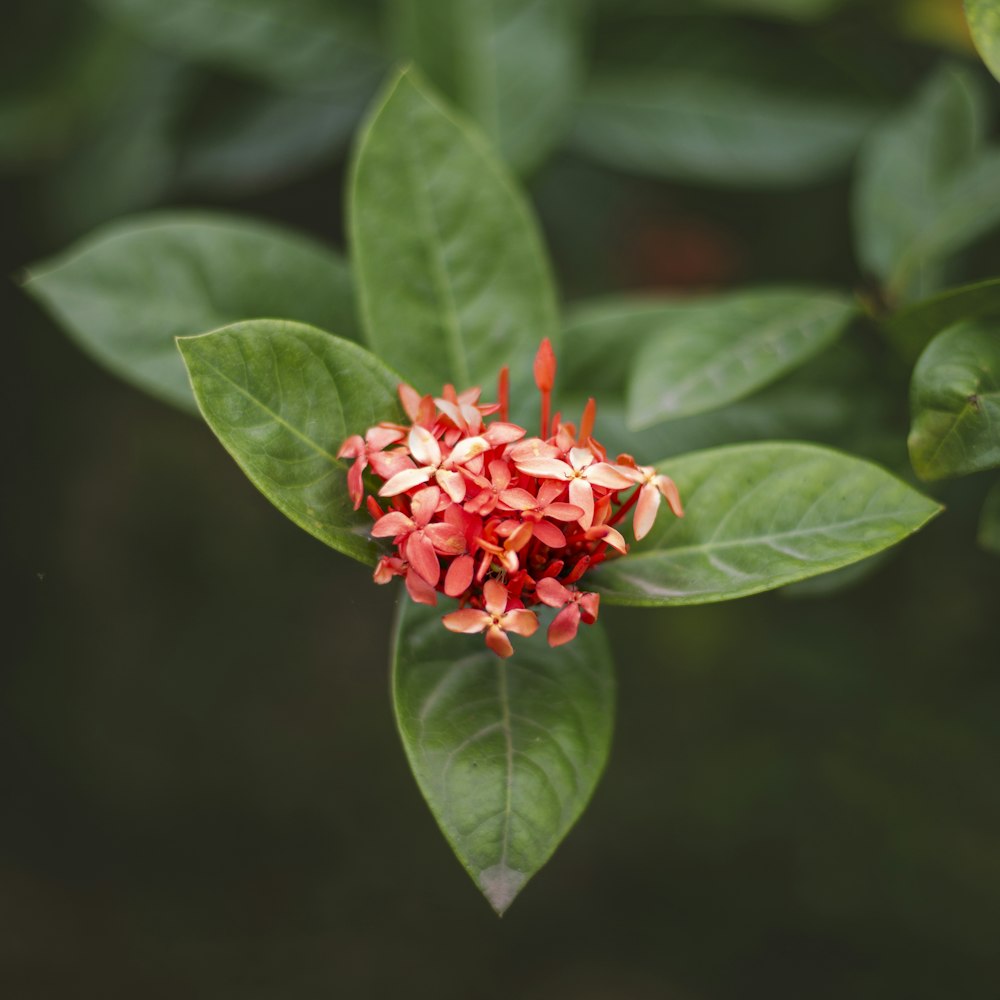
[5,0,1000,997]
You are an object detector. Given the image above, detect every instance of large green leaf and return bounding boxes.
[908,320,1000,481]
[588,443,941,605]
[178,321,402,564]
[388,0,584,173]
[349,68,558,411]
[24,212,358,413]
[392,599,614,914]
[965,0,1000,84]
[885,277,1000,362]
[852,67,1000,302]
[89,0,382,93]
[571,22,878,187]
[625,289,856,428]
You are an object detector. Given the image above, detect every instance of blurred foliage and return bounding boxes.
[6,0,1000,996]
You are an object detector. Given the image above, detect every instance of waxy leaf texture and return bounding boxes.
[392,599,614,914]
[589,443,941,604]
[179,321,402,564]
[26,213,357,413]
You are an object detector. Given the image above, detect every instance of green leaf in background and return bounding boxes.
[349,68,558,411]
[978,481,1000,555]
[853,66,1000,303]
[24,212,358,413]
[388,0,584,173]
[908,320,1000,481]
[625,289,856,428]
[178,321,402,564]
[89,0,383,93]
[965,0,1000,84]
[884,277,1000,362]
[392,599,614,914]
[588,443,941,605]
[571,22,879,187]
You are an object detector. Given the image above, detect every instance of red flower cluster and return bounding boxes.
[338,340,683,658]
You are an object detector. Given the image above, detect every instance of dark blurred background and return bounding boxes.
[4,0,1000,997]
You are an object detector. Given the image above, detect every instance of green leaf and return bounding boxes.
[978,481,1000,555]
[588,443,941,605]
[572,22,879,187]
[349,68,558,411]
[908,320,1000,481]
[24,212,358,413]
[388,0,584,173]
[852,66,1000,302]
[89,0,383,93]
[965,0,1000,84]
[177,320,402,564]
[392,599,614,914]
[884,277,1000,362]
[625,289,856,428]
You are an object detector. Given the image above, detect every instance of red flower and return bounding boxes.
[341,341,684,657]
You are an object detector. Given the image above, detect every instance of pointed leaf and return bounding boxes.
[588,443,941,605]
[965,0,1000,84]
[852,67,999,302]
[177,320,402,564]
[90,0,383,93]
[349,68,558,409]
[572,22,879,186]
[884,277,1000,362]
[388,0,585,173]
[626,289,856,428]
[392,599,614,914]
[24,213,358,413]
[908,320,1000,481]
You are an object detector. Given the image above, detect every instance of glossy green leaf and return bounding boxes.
[589,443,941,605]
[177,321,402,564]
[90,0,382,93]
[965,0,1000,84]
[908,320,1000,481]
[978,482,1000,555]
[24,212,358,413]
[626,289,856,427]
[884,277,1000,362]
[349,68,558,410]
[572,23,878,186]
[853,67,1000,302]
[392,599,614,914]
[388,0,584,173]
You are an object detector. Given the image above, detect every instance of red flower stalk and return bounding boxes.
[340,340,684,657]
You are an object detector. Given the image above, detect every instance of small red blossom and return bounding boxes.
[339,341,684,657]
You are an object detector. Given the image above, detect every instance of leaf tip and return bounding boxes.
[477,863,528,916]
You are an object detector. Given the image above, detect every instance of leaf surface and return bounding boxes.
[392,599,614,914]
[388,0,584,172]
[350,68,558,411]
[589,443,941,605]
[178,320,402,563]
[625,289,855,427]
[978,482,1000,555]
[966,0,1000,84]
[908,320,1000,481]
[25,213,358,412]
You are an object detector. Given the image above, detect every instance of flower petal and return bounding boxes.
[347,458,366,510]
[498,487,537,511]
[483,578,509,617]
[579,591,600,624]
[535,577,572,607]
[448,435,490,466]
[656,475,685,518]
[633,483,661,541]
[569,478,595,530]
[379,465,434,497]
[585,462,635,490]
[514,457,572,480]
[408,425,442,467]
[547,604,581,647]
[443,554,474,597]
[405,569,438,606]
[485,625,514,659]
[405,532,441,587]
[435,468,467,503]
[337,434,364,459]
[409,485,442,527]
[425,522,467,556]
[484,422,526,446]
[569,446,595,471]
[371,511,414,538]
[501,609,539,637]
[532,519,567,548]
[442,609,491,634]
[543,502,585,522]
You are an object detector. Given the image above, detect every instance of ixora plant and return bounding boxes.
[33,65,996,915]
